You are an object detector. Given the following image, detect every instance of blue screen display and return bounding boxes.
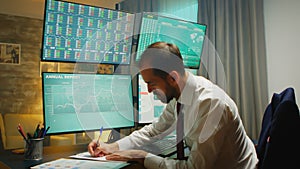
[42,72,134,134]
[41,0,135,65]
[136,13,207,69]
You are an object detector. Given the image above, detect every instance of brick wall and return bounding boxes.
[0,14,76,115]
[0,14,44,115]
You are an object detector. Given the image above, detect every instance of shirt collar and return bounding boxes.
[177,72,196,106]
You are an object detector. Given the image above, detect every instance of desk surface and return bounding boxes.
[0,144,145,169]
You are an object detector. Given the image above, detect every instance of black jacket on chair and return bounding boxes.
[256,87,300,169]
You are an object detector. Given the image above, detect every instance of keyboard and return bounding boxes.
[141,136,178,156]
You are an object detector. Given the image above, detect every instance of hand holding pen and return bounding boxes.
[89,126,109,157]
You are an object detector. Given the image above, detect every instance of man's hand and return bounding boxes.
[106,150,148,165]
[88,140,119,157]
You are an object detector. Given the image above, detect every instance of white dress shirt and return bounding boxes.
[117,72,258,169]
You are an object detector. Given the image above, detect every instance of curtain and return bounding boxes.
[198,0,268,139]
[117,0,268,140]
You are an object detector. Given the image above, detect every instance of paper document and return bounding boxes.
[70,151,124,163]
[31,158,129,169]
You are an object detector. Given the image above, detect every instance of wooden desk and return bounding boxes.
[0,144,145,169]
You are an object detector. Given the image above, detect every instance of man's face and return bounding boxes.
[140,69,176,103]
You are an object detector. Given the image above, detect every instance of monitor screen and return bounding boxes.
[41,0,135,65]
[135,13,207,69]
[42,72,134,134]
[138,74,166,124]
[185,68,198,75]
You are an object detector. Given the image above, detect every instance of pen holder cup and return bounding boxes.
[24,138,44,161]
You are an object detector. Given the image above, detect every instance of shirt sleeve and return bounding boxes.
[117,99,177,151]
[144,153,165,169]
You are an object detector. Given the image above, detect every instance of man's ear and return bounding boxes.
[168,71,180,84]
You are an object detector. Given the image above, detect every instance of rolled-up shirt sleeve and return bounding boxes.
[117,100,177,151]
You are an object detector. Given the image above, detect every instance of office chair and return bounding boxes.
[256,87,300,169]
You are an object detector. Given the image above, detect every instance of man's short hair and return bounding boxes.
[138,42,185,77]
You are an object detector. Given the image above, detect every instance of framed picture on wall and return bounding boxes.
[0,42,21,65]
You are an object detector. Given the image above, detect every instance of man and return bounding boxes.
[11,47,18,63]
[88,42,258,169]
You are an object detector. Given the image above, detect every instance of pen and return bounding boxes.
[33,123,40,138]
[27,132,32,139]
[17,124,30,145]
[42,126,50,138]
[38,127,44,138]
[96,126,103,146]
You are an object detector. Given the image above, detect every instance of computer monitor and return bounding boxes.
[135,13,207,69]
[138,74,166,124]
[42,72,134,134]
[185,68,198,75]
[41,0,135,65]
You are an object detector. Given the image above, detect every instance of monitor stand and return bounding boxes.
[108,129,121,143]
